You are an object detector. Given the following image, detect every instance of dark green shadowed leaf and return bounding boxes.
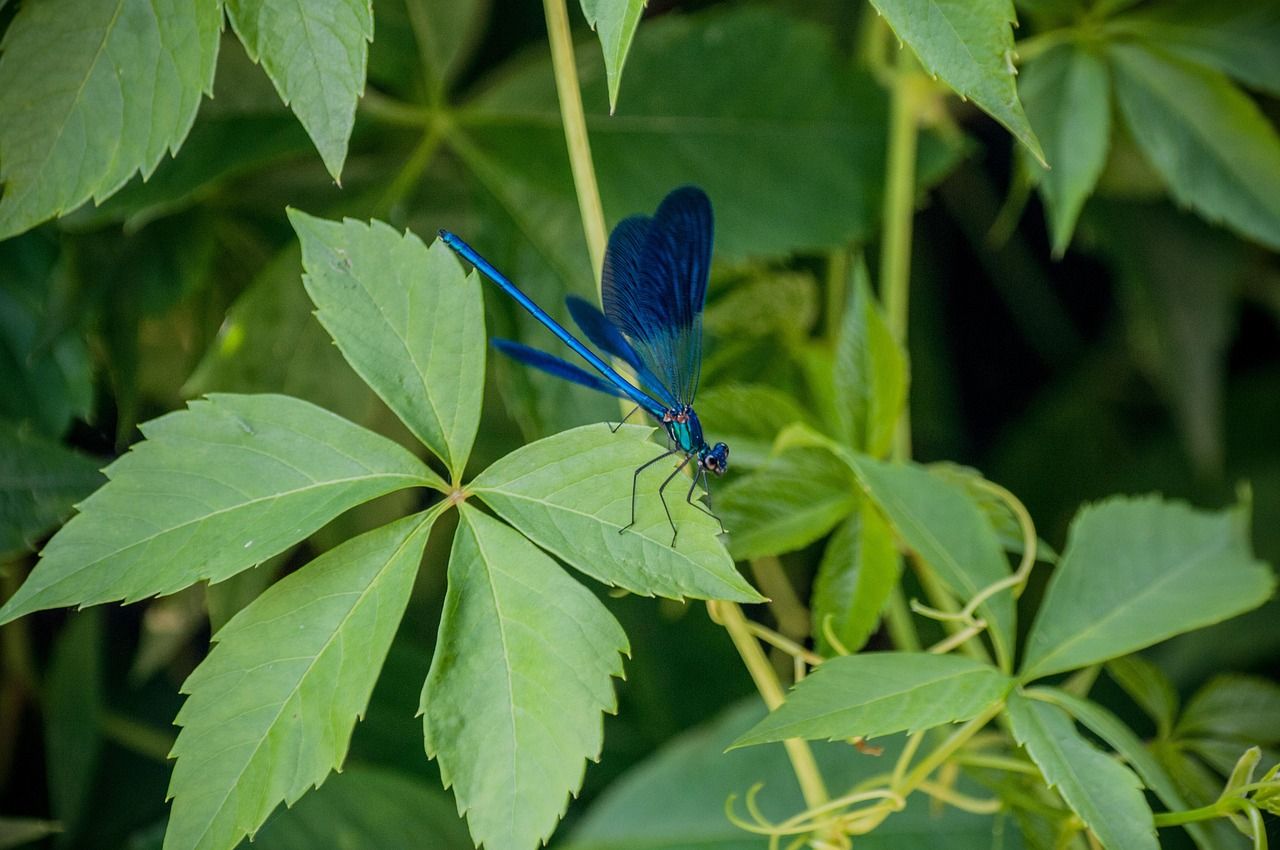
[564,699,1019,850]
[1026,686,1219,850]
[1176,675,1280,746]
[421,504,629,850]
[460,5,965,262]
[470,424,761,602]
[1020,497,1275,682]
[1108,0,1280,96]
[1106,655,1179,739]
[291,212,485,478]
[1020,44,1110,256]
[226,0,373,180]
[580,0,647,112]
[718,448,858,561]
[833,258,907,457]
[1108,43,1280,251]
[0,394,439,624]
[244,767,471,849]
[811,501,900,655]
[165,509,439,850]
[691,384,814,471]
[0,0,221,238]
[849,455,1015,669]
[868,0,1044,163]
[1006,692,1158,850]
[733,652,1010,747]
[43,610,102,844]
[0,422,103,558]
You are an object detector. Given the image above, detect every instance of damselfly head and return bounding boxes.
[703,442,729,476]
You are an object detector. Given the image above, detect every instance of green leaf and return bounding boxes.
[43,610,102,842]
[868,0,1044,163]
[1176,675,1280,745]
[370,0,489,100]
[811,502,900,654]
[1108,0,1280,96]
[1109,43,1280,251]
[0,394,438,624]
[690,384,814,471]
[848,455,1015,669]
[580,0,646,112]
[0,0,221,238]
[733,652,1011,747]
[459,5,965,261]
[245,766,471,849]
[1006,692,1159,850]
[929,463,1058,562]
[422,504,628,850]
[0,422,103,558]
[564,699,1015,850]
[291,212,485,478]
[1020,496,1275,682]
[226,0,373,180]
[1020,44,1110,256]
[1106,655,1179,739]
[718,448,858,561]
[165,509,438,850]
[0,235,93,436]
[1027,686,1218,850]
[470,424,761,602]
[833,258,908,457]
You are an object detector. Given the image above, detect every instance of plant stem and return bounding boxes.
[826,248,850,344]
[542,0,609,285]
[100,712,175,763]
[714,601,830,809]
[880,56,920,463]
[878,38,924,654]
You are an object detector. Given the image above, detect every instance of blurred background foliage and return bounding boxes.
[0,0,1277,847]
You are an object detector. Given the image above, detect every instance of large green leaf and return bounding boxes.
[833,260,907,458]
[1028,686,1220,850]
[1020,44,1111,256]
[718,448,858,561]
[226,0,372,180]
[1006,692,1158,850]
[1106,655,1179,739]
[421,504,628,850]
[470,424,761,602]
[580,0,646,112]
[0,0,221,238]
[0,422,103,557]
[291,212,485,479]
[848,455,1015,668]
[564,699,1020,850]
[1020,497,1275,681]
[733,652,1011,747]
[243,767,471,849]
[1109,43,1280,251]
[868,0,1044,162]
[458,5,963,261]
[165,509,438,850]
[1108,0,1280,96]
[0,394,439,624]
[811,501,901,655]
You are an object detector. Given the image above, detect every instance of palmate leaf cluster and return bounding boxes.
[1,1,1279,850]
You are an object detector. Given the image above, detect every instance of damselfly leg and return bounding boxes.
[608,406,641,434]
[621,449,677,534]
[686,467,726,533]
[657,454,695,546]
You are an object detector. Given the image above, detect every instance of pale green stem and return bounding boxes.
[713,601,830,810]
[101,712,175,762]
[542,0,609,284]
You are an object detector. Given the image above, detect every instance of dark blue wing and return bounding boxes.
[565,295,678,409]
[492,339,628,400]
[602,186,713,404]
